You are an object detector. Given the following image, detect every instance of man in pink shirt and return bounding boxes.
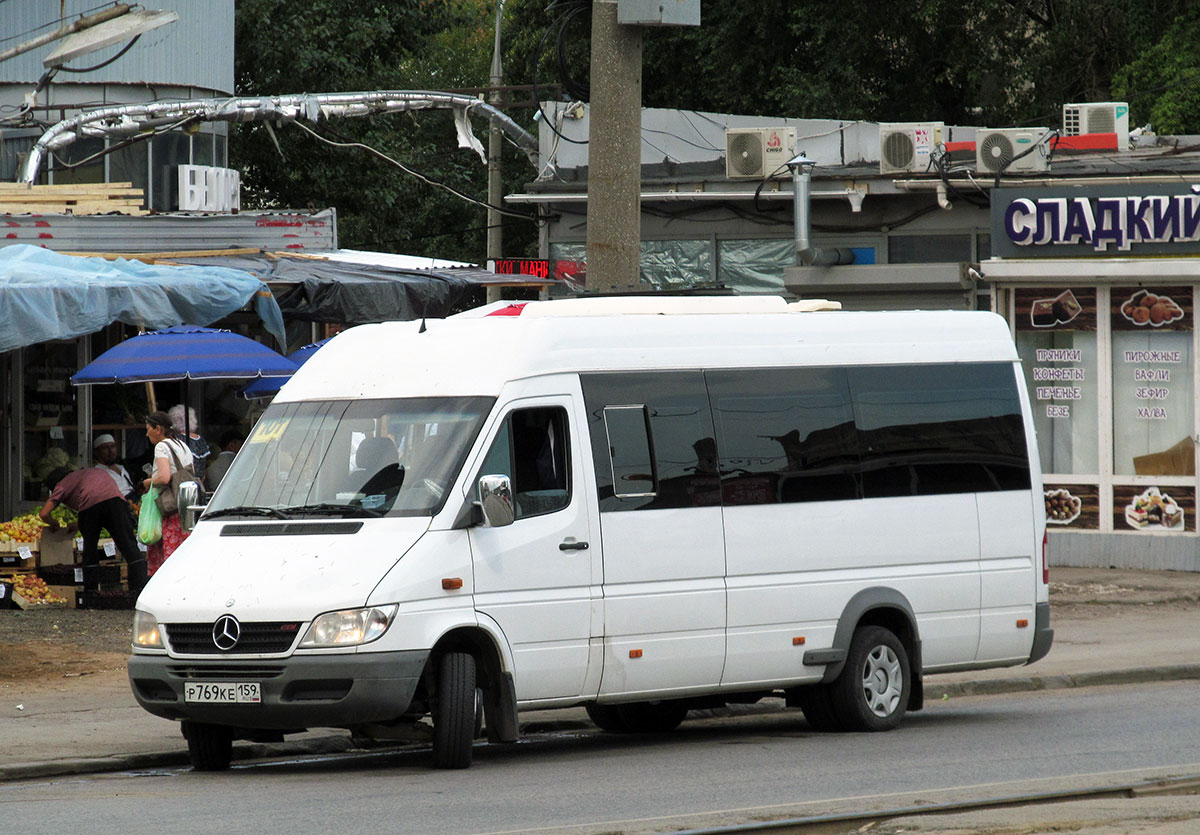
[39,467,147,595]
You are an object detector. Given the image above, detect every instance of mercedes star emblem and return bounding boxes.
[212,614,241,651]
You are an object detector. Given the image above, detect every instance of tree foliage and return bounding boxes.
[232,0,540,261]
[1112,7,1200,134]
[504,0,1194,129]
[231,0,1200,261]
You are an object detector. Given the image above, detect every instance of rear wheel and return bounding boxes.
[585,703,630,733]
[832,625,910,732]
[615,700,689,733]
[182,721,233,771]
[432,651,477,769]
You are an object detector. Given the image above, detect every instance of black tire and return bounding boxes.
[585,703,631,733]
[432,651,476,769]
[183,721,234,771]
[831,625,910,732]
[791,684,844,732]
[473,687,485,740]
[615,700,689,733]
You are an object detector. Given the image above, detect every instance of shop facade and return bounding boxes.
[984,184,1200,571]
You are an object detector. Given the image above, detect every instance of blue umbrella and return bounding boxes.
[71,325,298,385]
[238,338,330,399]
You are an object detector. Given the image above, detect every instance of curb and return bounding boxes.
[930,663,1200,699]
[5,663,1198,782]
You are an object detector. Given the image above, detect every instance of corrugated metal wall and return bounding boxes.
[0,210,337,253]
[0,0,232,93]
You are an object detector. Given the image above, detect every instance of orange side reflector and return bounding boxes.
[442,578,463,590]
[1016,619,1029,628]
[629,649,643,659]
[793,636,805,646]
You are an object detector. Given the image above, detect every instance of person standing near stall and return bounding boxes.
[142,411,195,576]
[92,433,138,500]
[39,466,147,595]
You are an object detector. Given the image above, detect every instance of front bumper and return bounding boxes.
[128,650,429,730]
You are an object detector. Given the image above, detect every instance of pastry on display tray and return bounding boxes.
[1125,486,1184,530]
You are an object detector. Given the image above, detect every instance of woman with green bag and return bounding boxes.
[141,411,195,576]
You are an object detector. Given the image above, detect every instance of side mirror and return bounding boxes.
[178,480,204,533]
[478,474,514,528]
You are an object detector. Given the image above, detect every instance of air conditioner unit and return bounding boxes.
[878,122,943,174]
[724,127,797,179]
[1062,101,1129,149]
[976,127,1051,175]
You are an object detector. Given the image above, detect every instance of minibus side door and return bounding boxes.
[468,385,601,703]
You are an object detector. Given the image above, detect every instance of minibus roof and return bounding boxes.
[278,298,1020,402]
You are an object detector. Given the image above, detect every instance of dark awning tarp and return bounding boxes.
[171,254,474,324]
[0,244,287,353]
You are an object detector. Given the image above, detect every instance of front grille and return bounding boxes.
[220,522,362,536]
[165,622,302,654]
[167,665,287,680]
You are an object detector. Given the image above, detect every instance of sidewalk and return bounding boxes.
[3,567,1199,782]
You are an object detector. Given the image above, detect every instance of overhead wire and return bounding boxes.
[288,118,545,224]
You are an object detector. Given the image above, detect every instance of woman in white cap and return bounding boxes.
[92,433,137,500]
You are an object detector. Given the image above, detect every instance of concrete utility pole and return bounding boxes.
[585,0,643,293]
[486,0,506,304]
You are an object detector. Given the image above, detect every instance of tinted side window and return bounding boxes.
[848,363,1030,498]
[478,407,570,519]
[582,372,718,511]
[708,368,860,506]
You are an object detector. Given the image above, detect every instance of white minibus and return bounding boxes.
[128,296,1052,770]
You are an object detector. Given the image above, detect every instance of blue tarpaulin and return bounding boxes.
[0,245,287,353]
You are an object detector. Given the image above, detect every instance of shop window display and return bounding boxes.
[1110,286,1195,478]
[1014,288,1099,476]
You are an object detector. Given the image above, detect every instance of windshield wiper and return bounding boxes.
[204,506,291,520]
[279,503,384,518]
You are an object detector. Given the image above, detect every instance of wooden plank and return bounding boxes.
[63,247,261,261]
[0,202,146,215]
[0,182,135,192]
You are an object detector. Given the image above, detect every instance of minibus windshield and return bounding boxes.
[206,397,493,518]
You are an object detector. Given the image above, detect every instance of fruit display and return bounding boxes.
[10,574,69,606]
[0,512,47,544]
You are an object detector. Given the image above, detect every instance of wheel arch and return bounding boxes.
[431,624,519,743]
[822,587,922,703]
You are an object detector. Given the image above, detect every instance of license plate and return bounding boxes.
[184,681,261,704]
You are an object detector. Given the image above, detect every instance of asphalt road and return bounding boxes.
[3,680,1198,835]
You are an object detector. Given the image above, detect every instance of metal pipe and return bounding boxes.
[19,90,539,184]
[790,156,856,267]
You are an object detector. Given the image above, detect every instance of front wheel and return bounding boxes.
[832,625,910,732]
[432,651,477,769]
[182,721,233,771]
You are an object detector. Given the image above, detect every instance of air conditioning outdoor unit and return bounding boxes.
[1062,101,1129,149]
[976,127,1052,175]
[724,127,797,179]
[878,122,943,174]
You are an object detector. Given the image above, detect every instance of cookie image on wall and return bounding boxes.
[1120,290,1184,327]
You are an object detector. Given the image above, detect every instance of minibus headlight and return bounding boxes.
[132,610,164,649]
[300,605,398,647]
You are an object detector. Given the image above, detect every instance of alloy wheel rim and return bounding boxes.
[861,645,903,717]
